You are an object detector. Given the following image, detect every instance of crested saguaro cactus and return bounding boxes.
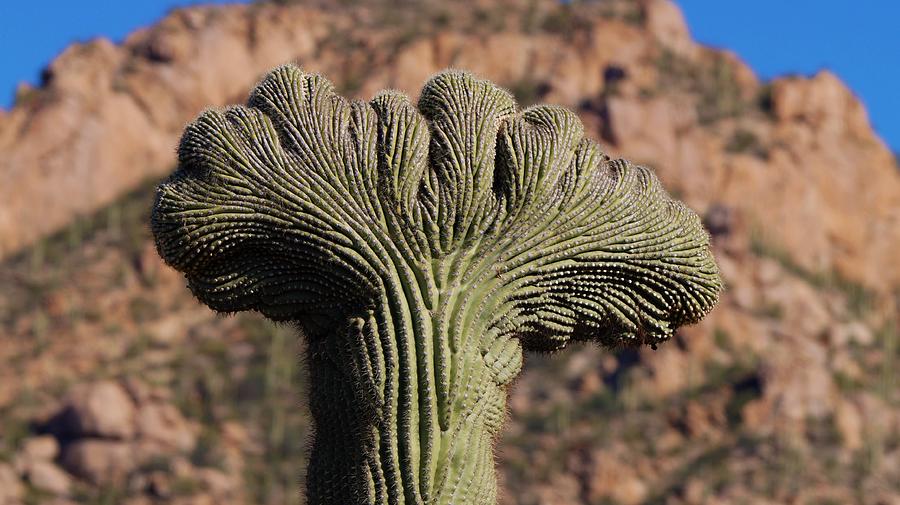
[152,65,722,504]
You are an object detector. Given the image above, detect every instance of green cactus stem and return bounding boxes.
[152,66,722,505]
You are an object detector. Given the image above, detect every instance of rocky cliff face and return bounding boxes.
[2,0,898,291]
[1,1,898,504]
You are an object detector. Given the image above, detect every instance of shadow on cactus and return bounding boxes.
[152,65,722,504]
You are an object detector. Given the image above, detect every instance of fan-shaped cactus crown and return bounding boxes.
[154,65,719,347]
[152,65,721,504]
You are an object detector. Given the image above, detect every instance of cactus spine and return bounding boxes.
[152,66,722,504]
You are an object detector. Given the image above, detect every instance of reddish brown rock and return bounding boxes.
[20,435,59,462]
[26,460,72,496]
[771,71,871,139]
[641,0,694,57]
[835,398,864,450]
[585,451,649,505]
[64,381,137,439]
[0,463,24,505]
[136,403,197,452]
[61,439,135,486]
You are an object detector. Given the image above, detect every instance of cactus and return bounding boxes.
[152,66,722,504]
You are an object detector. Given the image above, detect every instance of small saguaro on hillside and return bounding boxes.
[152,65,722,505]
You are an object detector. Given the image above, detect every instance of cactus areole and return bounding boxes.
[152,66,722,504]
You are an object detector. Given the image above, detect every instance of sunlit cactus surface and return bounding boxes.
[152,65,722,505]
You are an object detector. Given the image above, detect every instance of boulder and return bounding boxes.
[136,403,197,452]
[26,460,72,496]
[641,0,694,57]
[0,463,24,505]
[62,381,137,439]
[20,435,59,462]
[61,440,135,486]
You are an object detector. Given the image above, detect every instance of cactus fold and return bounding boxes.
[152,66,722,504]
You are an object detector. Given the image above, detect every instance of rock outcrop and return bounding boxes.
[1,0,898,293]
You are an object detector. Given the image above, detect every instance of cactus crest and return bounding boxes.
[152,65,722,504]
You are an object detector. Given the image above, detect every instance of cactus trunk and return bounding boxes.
[303,252,520,504]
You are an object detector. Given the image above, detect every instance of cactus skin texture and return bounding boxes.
[152,65,722,504]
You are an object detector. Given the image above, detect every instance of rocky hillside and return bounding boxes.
[0,0,898,504]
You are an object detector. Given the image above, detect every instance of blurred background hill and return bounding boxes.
[0,0,898,504]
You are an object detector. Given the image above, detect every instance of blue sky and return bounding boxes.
[0,0,239,99]
[1,1,897,151]
[677,1,899,151]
